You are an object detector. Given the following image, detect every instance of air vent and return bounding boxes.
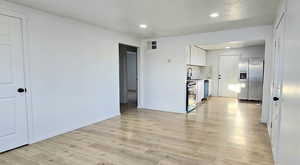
[148,41,157,50]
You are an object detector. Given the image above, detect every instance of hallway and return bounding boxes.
[0,97,273,165]
[120,91,137,113]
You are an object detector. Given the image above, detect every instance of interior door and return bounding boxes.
[0,14,28,152]
[218,55,240,98]
[270,13,285,161]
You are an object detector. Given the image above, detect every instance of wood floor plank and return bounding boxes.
[0,97,274,165]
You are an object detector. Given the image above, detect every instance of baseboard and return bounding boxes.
[141,105,185,114]
[30,112,120,144]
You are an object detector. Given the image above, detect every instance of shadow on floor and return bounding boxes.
[120,91,137,114]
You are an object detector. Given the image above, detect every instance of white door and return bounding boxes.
[0,14,28,152]
[270,13,285,162]
[218,55,240,97]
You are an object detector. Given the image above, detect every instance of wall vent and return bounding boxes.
[148,41,157,50]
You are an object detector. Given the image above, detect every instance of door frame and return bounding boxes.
[118,43,141,109]
[0,8,34,144]
[217,55,240,97]
[269,10,286,162]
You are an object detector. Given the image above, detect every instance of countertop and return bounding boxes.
[187,79,211,81]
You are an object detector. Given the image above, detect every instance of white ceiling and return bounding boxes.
[198,40,265,51]
[7,0,279,38]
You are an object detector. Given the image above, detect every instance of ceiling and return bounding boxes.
[198,40,265,51]
[7,0,280,38]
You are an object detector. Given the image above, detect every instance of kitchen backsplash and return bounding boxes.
[187,65,211,80]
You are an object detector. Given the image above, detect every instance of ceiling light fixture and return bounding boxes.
[139,24,148,29]
[226,46,231,49]
[210,12,220,18]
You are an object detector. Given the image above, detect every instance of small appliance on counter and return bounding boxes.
[187,67,193,80]
[186,80,197,113]
[187,66,202,80]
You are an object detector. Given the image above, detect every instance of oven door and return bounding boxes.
[187,83,197,112]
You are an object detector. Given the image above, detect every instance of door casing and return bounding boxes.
[269,10,286,163]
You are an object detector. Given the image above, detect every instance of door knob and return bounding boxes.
[273,97,280,101]
[17,88,26,93]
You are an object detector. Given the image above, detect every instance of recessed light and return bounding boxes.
[210,12,220,18]
[139,24,148,29]
[226,46,231,49]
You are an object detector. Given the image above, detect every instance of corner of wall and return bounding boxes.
[31,112,120,144]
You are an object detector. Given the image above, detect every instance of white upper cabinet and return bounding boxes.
[199,48,207,66]
[188,45,207,66]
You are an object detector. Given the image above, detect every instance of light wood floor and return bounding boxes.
[0,97,274,165]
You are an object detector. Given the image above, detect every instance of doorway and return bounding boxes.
[119,44,138,113]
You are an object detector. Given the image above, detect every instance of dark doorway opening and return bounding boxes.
[119,44,138,113]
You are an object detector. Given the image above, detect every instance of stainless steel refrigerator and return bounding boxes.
[238,57,264,101]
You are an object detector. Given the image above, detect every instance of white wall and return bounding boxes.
[207,45,265,97]
[141,26,273,119]
[278,0,300,164]
[0,1,140,143]
[127,52,137,91]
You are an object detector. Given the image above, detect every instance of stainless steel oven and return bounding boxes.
[186,80,197,113]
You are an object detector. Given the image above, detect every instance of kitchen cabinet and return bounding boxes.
[198,48,207,66]
[188,45,207,66]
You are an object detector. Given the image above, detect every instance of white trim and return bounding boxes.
[142,106,185,114]
[137,47,142,109]
[274,0,287,30]
[0,7,34,144]
[275,12,286,30]
[32,112,120,143]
